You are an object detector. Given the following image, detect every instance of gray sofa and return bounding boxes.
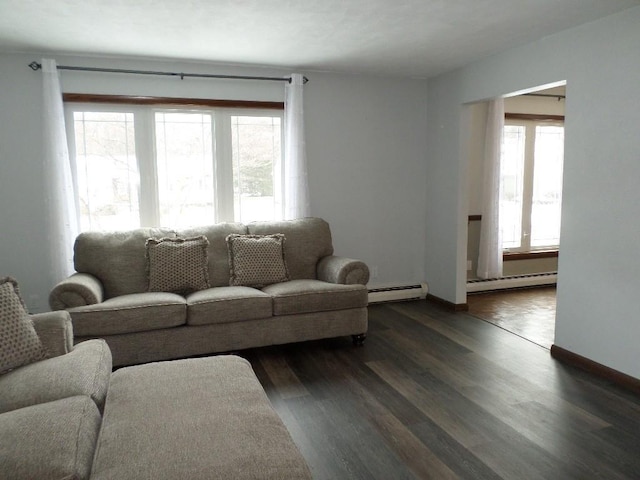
[49,217,369,367]
[0,310,312,480]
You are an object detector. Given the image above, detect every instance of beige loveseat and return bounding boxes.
[49,217,369,367]
[0,310,312,480]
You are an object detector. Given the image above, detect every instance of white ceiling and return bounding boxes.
[0,0,638,78]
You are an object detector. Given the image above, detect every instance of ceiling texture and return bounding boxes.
[0,0,638,78]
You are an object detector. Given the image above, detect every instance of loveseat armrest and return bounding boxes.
[31,311,73,358]
[317,255,370,285]
[49,273,104,310]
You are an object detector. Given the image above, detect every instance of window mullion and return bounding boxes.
[521,122,536,251]
[135,109,159,227]
[213,111,234,222]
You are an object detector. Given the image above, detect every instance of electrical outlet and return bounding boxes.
[467,260,472,271]
[371,266,379,279]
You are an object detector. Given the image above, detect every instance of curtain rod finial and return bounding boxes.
[287,76,309,84]
[29,61,42,71]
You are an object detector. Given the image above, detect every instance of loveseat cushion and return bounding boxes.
[180,222,247,287]
[186,287,272,325]
[0,339,111,414]
[248,217,333,280]
[68,292,186,336]
[74,227,176,298]
[0,395,100,480]
[262,279,368,315]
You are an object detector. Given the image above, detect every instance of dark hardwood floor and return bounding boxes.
[241,301,640,480]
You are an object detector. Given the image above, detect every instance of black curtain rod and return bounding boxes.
[524,93,565,100]
[28,61,308,84]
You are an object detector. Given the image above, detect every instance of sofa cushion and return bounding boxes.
[248,217,334,280]
[262,279,368,315]
[0,396,100,480]
[227,234,290,288]
[0,277,45,374]
[0,339,111,414]
[146,236,210,294]
[90,356,312,480]
[180,223,247,287]
[186,286,273,325]
[68,292,187,336]
[74,227,176,298]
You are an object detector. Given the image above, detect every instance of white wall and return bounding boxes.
[0,53,429,311]
[425,6,640,378]
[305,74,429,288]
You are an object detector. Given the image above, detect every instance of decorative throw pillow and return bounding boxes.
[0,277,45,375]
[146,236,210,295]
[226,234,290,288]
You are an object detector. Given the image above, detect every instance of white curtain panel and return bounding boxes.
[476,98,505,279]
[42,58,78,281]
[283,73,310,220]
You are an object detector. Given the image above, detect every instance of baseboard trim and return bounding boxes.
[550,344,640,395]
[426,294,468,312]
[368,283,428,304]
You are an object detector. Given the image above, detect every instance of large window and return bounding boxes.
[66,100,283,231]
[501,118,564,252]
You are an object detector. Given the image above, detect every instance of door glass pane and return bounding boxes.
[531,125,564,247]
[231,115,281,222]
[73,111,139,231]
[155,112,214,228]
[500,125,526,249]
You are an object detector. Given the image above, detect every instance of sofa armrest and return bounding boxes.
[31,310,74,358]
[49,272,104,310]
[317,255,370,285]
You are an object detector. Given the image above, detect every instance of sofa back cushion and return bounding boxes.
[247,218,334,280]
[73,219,332,296]
[179,223,247,287]
[74,228,176,299]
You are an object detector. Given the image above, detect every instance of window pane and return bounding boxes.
[500,125,526,249]
[73,111,139,231]
[155,112,214,228]
[231,115,281,222]
[531,125,564,247]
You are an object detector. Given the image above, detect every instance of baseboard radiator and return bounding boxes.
[368,283,429,304]
[467,272,557,293]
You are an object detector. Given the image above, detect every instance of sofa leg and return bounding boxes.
[352,333,366,346]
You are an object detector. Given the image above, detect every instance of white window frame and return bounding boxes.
[502,117,564,253]
[65,102,284,229]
